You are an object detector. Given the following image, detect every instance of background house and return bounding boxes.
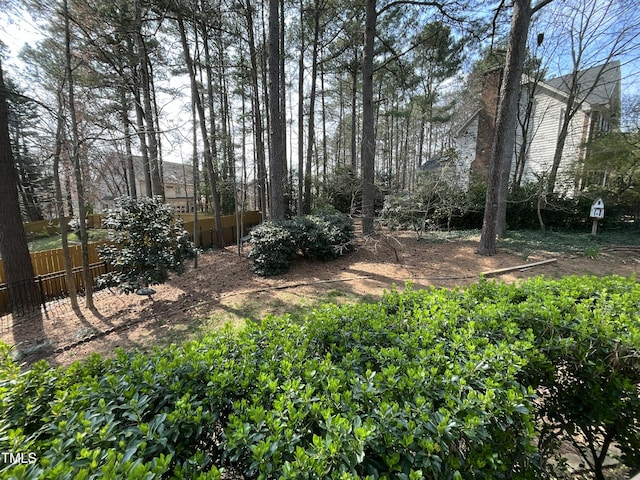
[151,160,195,213]
[92,154,195,213]
[455,61,621,194]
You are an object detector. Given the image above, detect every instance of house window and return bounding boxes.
[599,115,609,134]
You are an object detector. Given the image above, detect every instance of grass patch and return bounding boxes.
[417,229,482,243]
[28,229,111,252]
[153,287,377,349]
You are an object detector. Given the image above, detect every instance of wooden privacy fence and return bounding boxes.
[23,214,104,237]
[182,210,262,248]
[0,243,106,284]
[0,211,262,314]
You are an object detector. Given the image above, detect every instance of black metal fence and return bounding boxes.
[0,278,45,316]
[0,262,109,316]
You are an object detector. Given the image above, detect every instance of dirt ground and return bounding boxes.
[1,229,638,369]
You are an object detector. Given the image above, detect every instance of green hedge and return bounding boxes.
[249,212,354,276]
[1,275,639,479]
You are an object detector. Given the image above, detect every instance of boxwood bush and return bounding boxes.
[1,275,639,479]
[249,212,354,276]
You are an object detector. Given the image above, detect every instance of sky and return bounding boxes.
[1,0,638,169]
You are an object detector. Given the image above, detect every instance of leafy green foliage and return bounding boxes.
[452,276,640,478]
[514,276,640,476]
[380,169,481,234]
[247,221,295,276]
[380,166,640,232]
[249,212,354,276]
[96,196,195,294]
[289,213,354,261]
[1,276,638,479]
[583,130,640,206]
[498,228,640,257]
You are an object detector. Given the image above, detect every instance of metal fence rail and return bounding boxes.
[0,278,45,317]
[0,211,262,316]
[0,262,109,316]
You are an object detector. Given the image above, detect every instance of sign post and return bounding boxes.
[589,198,605,235]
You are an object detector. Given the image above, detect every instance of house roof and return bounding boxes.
[162,160,194,185]
[544,60,620,107]
[454,108,480,137]
[130,156,194,186]
[454,60,621,138]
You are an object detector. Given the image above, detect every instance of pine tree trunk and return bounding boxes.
[134,0,163,199]
[134,88,153,197]
[53,96,78,310]
[0,60,39,311]
[120,88,137,198]
[320,59,328,193]
[176,11,224,247]
[268,0,285,219]
[201,17,225,243]
[64,0,93,308]
[304,6,321,215]
[478,0,532,255]
[361,0,377,236]
[297,0,304,216]
[279,0,288,206]
[241,0,268,219]
[191,85,199,267]
[350,47,358,173]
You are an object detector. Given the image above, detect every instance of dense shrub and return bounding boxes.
[287,216,334,261]
[247,221,295,276]
[434,276,640,478]
[97,196,195,294]
[1,276,638,479]
[249,212,354,276]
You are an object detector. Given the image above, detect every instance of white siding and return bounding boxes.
[453,116,478,189]
[518,93,588,194]
[454,82,600,196]
[522,94,564,182]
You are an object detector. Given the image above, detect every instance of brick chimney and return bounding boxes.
[471,67,503,179]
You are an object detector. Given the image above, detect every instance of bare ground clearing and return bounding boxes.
[1,229,638,369]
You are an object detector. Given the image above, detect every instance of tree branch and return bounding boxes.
[489,0,507,52]
[532,0,555,15]
[377,0,464,22]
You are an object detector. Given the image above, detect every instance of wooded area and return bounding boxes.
[0,0,639,307]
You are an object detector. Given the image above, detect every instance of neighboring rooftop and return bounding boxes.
[545,60,621,107]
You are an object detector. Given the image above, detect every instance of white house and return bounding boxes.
[91,154,195,213]
[455,60,621,194]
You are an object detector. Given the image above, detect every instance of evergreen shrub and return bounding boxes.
[440,275,640,477]
[249,212,354,276]
[1,276,638,479]
[247,221,295,276]
[97,196,195,294]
